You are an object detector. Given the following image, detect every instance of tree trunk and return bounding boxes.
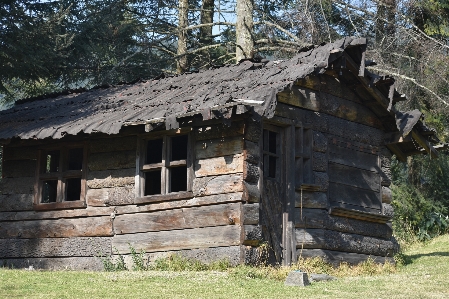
[376,0,396,44]
[198,0,214,68]
[177,0,189,73]
[236,0,254,62]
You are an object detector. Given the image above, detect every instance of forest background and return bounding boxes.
[1,0,449,244]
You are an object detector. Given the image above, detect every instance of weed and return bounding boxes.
[100,247,127,272]
[129,245,148,271]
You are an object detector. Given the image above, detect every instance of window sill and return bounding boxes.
[329,205,390,223]
[34,201,87,211]
[135,191,194,204]
[296,184,321,192]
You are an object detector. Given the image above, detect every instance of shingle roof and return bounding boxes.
[0,37,374,140]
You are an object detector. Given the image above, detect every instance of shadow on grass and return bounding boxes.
[404,251,449,264]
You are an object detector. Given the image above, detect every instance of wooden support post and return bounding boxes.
[411,129,438,159]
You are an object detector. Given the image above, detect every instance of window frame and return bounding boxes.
[34,142,88,210]
[262,125,282,181]
[136,128,194,203]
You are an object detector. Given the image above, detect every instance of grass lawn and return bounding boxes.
[1,235,449,299]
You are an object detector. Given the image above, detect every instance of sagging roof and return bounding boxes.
[0,36,443,159]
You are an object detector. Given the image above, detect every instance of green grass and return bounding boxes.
[2,235,449,298]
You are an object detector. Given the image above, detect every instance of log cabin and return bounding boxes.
[0,37,444,270]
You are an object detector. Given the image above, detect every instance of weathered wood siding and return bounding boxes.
[276,78,397,263]
[0,127,248,269]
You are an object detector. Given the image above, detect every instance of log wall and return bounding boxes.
[276,81,397,264]
[0,122,249,269]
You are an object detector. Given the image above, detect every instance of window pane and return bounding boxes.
[68,148,83,170]
[145,170,162,195]
[268,156,277,178]
[146,139,163,164]
[171,135,188,161]
[42,180,58,203]
[46,150,60,173]
[66,178,81,201]
[268,131,277,154]
[170,166,187,192]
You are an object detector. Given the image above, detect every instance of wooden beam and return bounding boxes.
[344,53,392,110]
[386,143,407,162]
[411,129,438,159]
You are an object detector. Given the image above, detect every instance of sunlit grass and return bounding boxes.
[1,235,449,298]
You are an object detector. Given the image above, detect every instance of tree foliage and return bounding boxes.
[1,0,449,241]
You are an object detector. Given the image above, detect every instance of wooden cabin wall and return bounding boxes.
[275,78,398,265]
[0,121,252,270]
[0,143,111,270]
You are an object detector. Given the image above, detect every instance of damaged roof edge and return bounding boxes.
[0,36,441,151]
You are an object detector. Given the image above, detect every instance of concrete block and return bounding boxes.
[284,271,310,287]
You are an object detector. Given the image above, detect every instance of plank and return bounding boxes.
[89,136,137,153]
[295,208,392,239]
[312,131,328,153]
[115,192,243,214]
[383,203,394,218]
[195,136,244,159]
[87,168,135,188]
[329,204,388,222]
[114,203,241,234]
[328,144,379,172]
[313,172,329,192]
[86,186,135,206]
[244,118,262,143]
[2,160,36,178]
[195,121,245,141]
[274,103,384,146]
[382,186,392,204]
[195,154,244,177]
[3,146,37,160]
[243,181,260,203]
[243,225,263,246]
[192,174,243,196]
[295,228,397,256]
[0,257,105,271]
[0,216,114,238]
[88,150,135,171]
[113,225,241,253]
[295,74,362,104]
[412,129,438,158]
[328,163,380,191]
[135,192,194,204]
[243,162,259,183]
[0,177,35,195]
[121,246,242,266]
[297,249,395,266]
[0,194,34,211]
[0,237,112,258]
[295,191,327,209]
[329,182,381,211]
[243,140,260,164]
[243,203,259,225]
[277,86,383,128]
[312,152,327,172]
[0,206,114,221]
[260,178,284,263]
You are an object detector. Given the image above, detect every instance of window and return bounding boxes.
[263,127,281,180]
[137,132,192,201]
[35,145,87,210]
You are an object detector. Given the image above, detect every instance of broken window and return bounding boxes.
[36,145,86,208]
[139,133,191,197]
[263,128,281,180]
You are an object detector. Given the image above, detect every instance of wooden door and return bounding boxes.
[260,124,296,265]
